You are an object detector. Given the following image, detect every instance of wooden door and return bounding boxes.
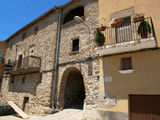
[130,95,160,120]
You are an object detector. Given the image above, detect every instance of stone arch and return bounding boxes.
[62,6,84,24]
[57,66,87,109]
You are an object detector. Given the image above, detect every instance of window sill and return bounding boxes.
[119,69,134,74]
[69,51,79,55]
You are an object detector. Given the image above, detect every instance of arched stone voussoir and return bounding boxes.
[56,64,88,109]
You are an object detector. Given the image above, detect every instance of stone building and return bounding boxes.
[0,0,100,119]
[1,0,160,119]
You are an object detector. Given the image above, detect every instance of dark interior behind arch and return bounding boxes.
[63,7,84,24]
[64,69,85,109]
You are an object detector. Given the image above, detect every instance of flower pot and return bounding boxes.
[141,34,148,39]
[133,16,144,23]
[97,43,104,46]
[111,22,122,28]
[96,26,106,32]
[111,18,123,28]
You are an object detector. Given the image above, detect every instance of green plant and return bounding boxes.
[95,32,105,45]
[138,20,151,38]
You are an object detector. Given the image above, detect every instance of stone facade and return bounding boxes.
[0,0,101,118]
[1,8,58,115]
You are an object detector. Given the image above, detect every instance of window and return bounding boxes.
[63,7,84,24]
[10,43,13,50]
[121,16,131,27]
[8,59,11,64]
[34,26,39,34]
[0,57,4,64]
[22,32,26,40]
[17,55,23,69]
[22,97,29,111]
[22,75,25,84]
[72,39,79,52]
[0,50,4,64]
[11,76,14,84]
[121,57,132,70]
[0,50,3,57]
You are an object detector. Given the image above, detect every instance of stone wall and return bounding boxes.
[1,0,100,117]
[1,10,58,115]
[56,0,100,117]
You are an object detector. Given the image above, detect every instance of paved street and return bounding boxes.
[0,109,83,120]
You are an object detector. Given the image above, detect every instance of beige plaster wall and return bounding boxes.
[99,0,160,46]
[100,49,160,113]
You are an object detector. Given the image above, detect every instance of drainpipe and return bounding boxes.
[52,6,63,109]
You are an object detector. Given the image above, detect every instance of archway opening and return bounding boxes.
[63,6,84,24]
[64,69,85,109]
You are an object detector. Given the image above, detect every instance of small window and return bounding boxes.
[121,57,132,70]
[72,39,79,52]
[17,55,23,69]
[0,50,4,64]
[10,43,13,50]
[0,57,4,64]
[0,50,3,57]
[8,59,11,64]
[22,75,25,84]
[34,26,39,34]
[22,97,29,111]
[22,32,26,40]
[11,76,14,84]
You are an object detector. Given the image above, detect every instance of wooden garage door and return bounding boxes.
[130,95,160,120]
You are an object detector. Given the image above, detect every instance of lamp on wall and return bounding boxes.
[74,16,90,39]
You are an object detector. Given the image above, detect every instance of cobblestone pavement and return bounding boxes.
[0,109,83,120]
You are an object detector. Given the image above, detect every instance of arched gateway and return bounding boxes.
[57,67,86,109]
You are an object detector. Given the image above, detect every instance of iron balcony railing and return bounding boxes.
[102,17,156,45]
[5,56,41,72]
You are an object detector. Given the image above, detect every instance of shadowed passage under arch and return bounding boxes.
[64,68,85,109]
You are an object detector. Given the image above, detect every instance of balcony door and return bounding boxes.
[17,54,23,69]
[115,16,132,43]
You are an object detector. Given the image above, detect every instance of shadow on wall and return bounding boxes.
[8,73,40,95]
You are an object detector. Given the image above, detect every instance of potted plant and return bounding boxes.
[111,18,123,28]
[138,20,151,38]
[95,32,105,46]
[96,25,106,32]
[133,13,145,23]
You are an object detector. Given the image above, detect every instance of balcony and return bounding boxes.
[5,56,41,75]
[96,17,157,56]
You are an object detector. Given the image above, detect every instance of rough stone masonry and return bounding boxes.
[0,0,101,119]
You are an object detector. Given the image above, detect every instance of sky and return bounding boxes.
[0,0,71,41]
